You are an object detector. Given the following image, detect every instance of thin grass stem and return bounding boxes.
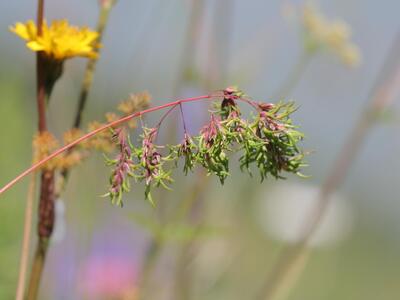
[15,173,36,300]
[259,31,400,300]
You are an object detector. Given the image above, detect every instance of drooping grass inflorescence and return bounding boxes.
[240,101,305,180]
[0,88,307,206]
[0,88,307,205]
[104,128,135,207]
[104,86,307,206]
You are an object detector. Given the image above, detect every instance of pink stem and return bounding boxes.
[0,93,262,196]
[1,95,212,195]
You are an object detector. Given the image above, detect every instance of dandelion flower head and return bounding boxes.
[11,19,100,60]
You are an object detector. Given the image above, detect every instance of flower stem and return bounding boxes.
[136,239,163,300]
[1,94,230,195]
[15,173,36,300]
[136,2,207,295]
[172,1,234,295]
[36,55,47,131]
[26,239,49,300]
[26,168,55,300]
[36,0,44,35]
[173,173,209,300]
[172,0,205,97]
[259,31,400,300]
[58,0,116,195]
[136,174,209,300]
[73,0,116,128]
[24,2,58,299]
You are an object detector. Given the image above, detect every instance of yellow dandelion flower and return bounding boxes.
[10,19,100,60]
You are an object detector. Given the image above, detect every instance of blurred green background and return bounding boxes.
[1,0,400,299]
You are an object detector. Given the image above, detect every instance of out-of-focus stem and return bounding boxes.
[173,173,208,300]
[25,1,57,299]
[27,238,49,300]
[36,0,44,35]
[36,0,46,132]
[175,242,193,300]
[36,60,46,132]
[206,0,233,88]
[173,1,234,298]
[27,50,55,300]
[27,168,55,300]
[59,0,116,195]
[272,50,312,100]
[23,4,115,298]
[15,173,36,300]
[259,31,400,300]
[135,173,209,300]
[174,171,208,221]
[136,239,163,300]
[172,0,205,97]
[73,0,117,128]
[0,94,223,195]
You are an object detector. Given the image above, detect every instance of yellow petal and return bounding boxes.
[25,20,38,39]
[10,22,30,40]
[27,41,45,51]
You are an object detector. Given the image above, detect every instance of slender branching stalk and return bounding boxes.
[1,89,305,201]
[0,95,217,195]
[259,31,400,300]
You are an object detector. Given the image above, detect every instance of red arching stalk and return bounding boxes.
[0,93,261,196]
[0,93,264,196]
[1,94,215,195]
